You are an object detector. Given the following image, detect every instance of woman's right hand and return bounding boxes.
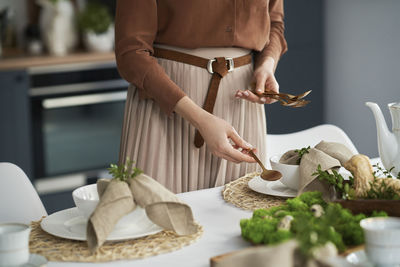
[197,113,255,163]
[174,96,255,163]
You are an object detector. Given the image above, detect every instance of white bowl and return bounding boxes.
[72,184,99,219]
[360,217,400,266]
[270,154,300,190]
[72,184,146,229]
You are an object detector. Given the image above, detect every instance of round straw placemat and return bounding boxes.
[222,172,287,210]
[29,219,203,262]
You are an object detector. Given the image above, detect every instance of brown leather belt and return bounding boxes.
[154,47,252,148]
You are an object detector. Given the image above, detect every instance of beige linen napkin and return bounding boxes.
[86,179,135,251]
[128,174,197,235]
[314,141,353,165]
[212,240,340,267]
[86,174,197,252]
[280,141,354,198]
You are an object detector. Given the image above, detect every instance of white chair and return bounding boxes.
[0,163,47,224]
[265,124,358,168]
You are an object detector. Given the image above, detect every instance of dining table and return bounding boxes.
[45,158,382,267]
[47,185,252,267]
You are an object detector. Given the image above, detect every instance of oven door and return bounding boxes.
[31,85,127,179]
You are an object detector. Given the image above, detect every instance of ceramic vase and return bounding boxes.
[38,0,78,56]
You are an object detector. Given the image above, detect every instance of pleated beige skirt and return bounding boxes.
[119,45,267,193]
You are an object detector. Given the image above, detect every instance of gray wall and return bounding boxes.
[267,0,324,134]
[324,0,400,157]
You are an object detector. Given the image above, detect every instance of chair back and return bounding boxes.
[0,163,47,224]
[266,124,358,168]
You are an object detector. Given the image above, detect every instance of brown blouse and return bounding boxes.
[115,0,288,114]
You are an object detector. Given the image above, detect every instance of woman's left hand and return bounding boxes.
[235,57,278,104]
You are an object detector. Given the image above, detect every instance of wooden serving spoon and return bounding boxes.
[248,149,282,181]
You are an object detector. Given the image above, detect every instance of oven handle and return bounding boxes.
[30,79,129,97]
[42,91,127,109]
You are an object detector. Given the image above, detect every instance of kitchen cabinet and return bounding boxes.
[0,70,33,179]
[0,52,122,214]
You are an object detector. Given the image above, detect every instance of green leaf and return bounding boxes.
[107,158,143,182]
[294,146,311,164]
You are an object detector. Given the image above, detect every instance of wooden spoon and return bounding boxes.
[248,149,282,181]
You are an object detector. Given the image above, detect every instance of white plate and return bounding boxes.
[41,207,163,241]
[248,175,297,198]
[346,250,374,267]
[21,254,47,267]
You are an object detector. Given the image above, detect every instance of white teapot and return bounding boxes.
[366,102,400,176]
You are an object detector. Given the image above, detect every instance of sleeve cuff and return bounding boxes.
[142,64,187,115]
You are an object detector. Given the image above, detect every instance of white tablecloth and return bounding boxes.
[49,186,253,267]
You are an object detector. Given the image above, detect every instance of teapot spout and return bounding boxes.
[366,102,397,169]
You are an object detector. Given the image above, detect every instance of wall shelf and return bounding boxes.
[0,48,115,71]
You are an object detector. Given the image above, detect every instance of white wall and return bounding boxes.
[324,0,400,157]
[0,0,27,48]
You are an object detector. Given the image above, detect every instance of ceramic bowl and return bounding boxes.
[360,217,400,266]
[72,184,146,229]
[270,154,300,190]
[72,184,99,219]
[0,223,31,266]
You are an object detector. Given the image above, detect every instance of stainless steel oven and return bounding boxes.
[28,62,129,193]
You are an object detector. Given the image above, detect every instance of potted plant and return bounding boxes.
[78,2,114,53]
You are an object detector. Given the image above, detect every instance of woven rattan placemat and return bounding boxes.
[222,172,287,211]
[29,219,203,262]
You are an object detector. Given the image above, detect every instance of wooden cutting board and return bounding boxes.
[333,199,400,216]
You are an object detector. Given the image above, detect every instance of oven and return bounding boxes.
[28,62,129,193]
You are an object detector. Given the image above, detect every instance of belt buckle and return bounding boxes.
[226,57,234,72]
[207,57,235,74]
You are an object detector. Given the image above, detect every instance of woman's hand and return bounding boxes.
[174,96,256,163]
[235,56,278,104]
[197,113,255,163]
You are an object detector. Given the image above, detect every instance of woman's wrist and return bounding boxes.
[255,56,276,74]
[174,96,211,129]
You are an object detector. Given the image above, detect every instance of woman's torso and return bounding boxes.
[155,0,272,51]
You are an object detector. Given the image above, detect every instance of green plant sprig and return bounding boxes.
[107,159,143,182]
[373,163,400,179]
[294,146,311,164]
[312,165,355,200]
